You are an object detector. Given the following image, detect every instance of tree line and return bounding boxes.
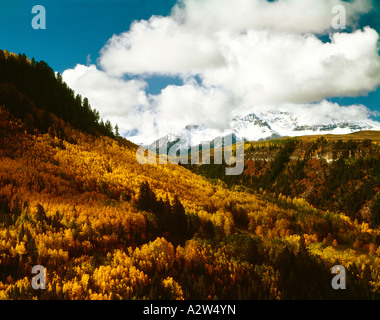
[0,50,118,139]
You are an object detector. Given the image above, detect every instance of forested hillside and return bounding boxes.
[0,53,379,300]
[189,136,380,227]
[0,50,117,139]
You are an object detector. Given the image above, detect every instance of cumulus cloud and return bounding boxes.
[172,0,372,34]
[99,16,225,77]
[153,83,235,133]
[62,0,380,144]
[62,65,235,142]
[202,27,380,106]
[277,100,377,126]
[99,0,375,78]
[62,64,152,135]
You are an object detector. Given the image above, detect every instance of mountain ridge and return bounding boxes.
[0,51,379,300]
[149,109,380,154]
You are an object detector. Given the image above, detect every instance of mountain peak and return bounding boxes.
[150,109,380,150]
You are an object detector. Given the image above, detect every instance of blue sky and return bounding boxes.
[1,0,380,142]
[0,0,176,71]
[1,0,379,111]
[331,0,380,116]
[0,0,191,97]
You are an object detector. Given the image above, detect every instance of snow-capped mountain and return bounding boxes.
[231,109,380,141]
[148,110,380,152]
[146,125,232,154]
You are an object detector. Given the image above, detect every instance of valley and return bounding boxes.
[0,51,379,300]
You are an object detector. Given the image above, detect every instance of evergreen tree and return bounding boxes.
[0,50,116,138]
[35,203,47,222]
[372,195,380,226]
[114,124,120,139]
[170,195,188,243]
[136,182,157,213]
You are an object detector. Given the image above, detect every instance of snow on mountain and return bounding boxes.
[148,109,380,152]
[147,125,233,152]
[233,109,380,141]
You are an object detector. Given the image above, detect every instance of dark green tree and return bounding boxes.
[372,195,380,226]
[114,124,120,139]
[136,182,157,213]
[171,195,188,241]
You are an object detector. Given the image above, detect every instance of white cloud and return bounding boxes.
[99,16,225,77]
[153,83,235,133]
[202,27,380,106]
[62,64,151,135]
[277,100,376,126]
[99,0,374,77]
[172,0,372,34]
[62,65,234,142]
[62,0,380,144]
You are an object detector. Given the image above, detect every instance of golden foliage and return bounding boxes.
[0,110,379,299]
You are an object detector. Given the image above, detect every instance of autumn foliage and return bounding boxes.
[0,52,379,300]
